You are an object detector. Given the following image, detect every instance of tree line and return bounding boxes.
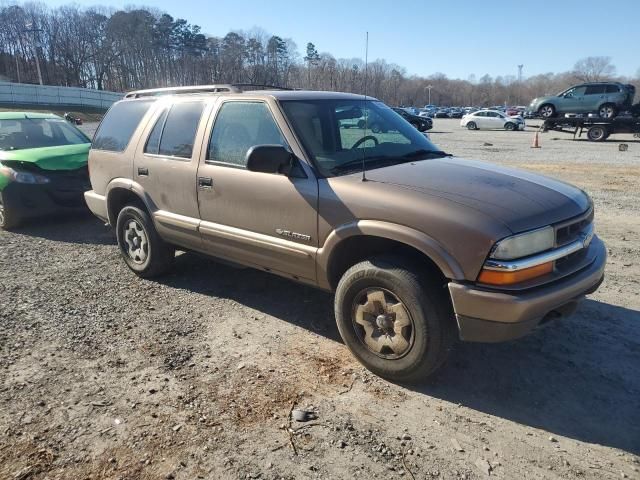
[1,3,638,107]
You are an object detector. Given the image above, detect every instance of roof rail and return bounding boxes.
[124,83,295,99]
[124,84,241,99]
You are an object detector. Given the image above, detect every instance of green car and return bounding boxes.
[0,112,91,229]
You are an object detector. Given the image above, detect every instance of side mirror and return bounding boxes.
[246,145,302,177]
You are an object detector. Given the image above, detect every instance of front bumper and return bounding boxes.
[448,236,606,342]
[1,169,90,219]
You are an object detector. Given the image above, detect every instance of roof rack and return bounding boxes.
[124,83,293,99]
[124,85,241,98]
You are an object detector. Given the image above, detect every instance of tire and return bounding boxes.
[410,121,420,131]
[116,205,174,278]
[370,123,381,134]
[466,121,477,130]
[334,255,455,383]
[538,104,556,118]
[598,103,616,119]
[357,120,366,129]
[587,125,608,142]
[504,122,516,131]
[0,191,21,230]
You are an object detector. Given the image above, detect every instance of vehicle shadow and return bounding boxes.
[6,214,114,245]
[160,252,640,454]
[161,251,340,342]
[417,299,640,454]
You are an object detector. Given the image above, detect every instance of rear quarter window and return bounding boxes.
[93,100,153,152]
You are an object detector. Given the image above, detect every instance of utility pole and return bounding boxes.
[15,55,21,83]
[24,22,44,85]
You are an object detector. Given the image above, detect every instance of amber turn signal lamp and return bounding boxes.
[478,261,553,286]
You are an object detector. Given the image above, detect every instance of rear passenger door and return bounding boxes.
[584,84,607,112]
[196,99,318,282]
[133,100,208,250]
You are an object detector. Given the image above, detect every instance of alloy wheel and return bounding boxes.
[351,288,415,359]
[123,219,149,264]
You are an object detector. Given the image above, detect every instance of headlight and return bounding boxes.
[0,166,50,184]
[490,226,554,260]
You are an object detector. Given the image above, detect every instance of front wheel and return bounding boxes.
[538,104,556,118]
[504,122,516,131]
[0,192,21,230]
[466,121,477,130]
[116,205,175,278]
[334,255,455,383]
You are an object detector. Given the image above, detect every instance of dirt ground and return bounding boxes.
[1,119,639,480]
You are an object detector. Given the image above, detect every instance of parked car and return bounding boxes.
[527,82,636,119]
[391,107,432,131]
[0,112,91,229]
[64,112,83,125]
[85,86,605,382]
[434,109,450,118]
[461,109,525,131]
[448,108,463,119]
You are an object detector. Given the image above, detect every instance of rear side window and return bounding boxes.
[144,108,169,155]
[606,85,621,93]
[157,102,204,158]
[585,85,606,95]
[208,102,286,167]
[93,100,152,152]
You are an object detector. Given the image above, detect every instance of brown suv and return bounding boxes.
[85,85,606,382]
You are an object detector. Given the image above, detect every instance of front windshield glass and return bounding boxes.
[280,99,445,177]
[0,117,90,151]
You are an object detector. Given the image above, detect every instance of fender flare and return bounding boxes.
[104,178,155,225]
[316,220,465,289]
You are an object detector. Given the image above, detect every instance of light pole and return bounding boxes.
[425,84,433,105]
[24,22,43,85]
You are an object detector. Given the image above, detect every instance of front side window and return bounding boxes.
[281,99,444,177]
[93,100,152,152]
[0,117,89,151]
[157,102,204,158]
[208,102,286,167]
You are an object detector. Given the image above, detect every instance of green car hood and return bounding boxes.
[0,143,90,171]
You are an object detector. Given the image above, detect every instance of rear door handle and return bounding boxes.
[138,167,149,176]
[198,176,213,189]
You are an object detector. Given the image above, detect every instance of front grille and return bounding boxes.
[555,209,593,247]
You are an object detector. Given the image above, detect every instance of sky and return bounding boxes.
[42,0,640,79]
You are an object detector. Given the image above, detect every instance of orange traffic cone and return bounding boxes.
[531,131,541,148]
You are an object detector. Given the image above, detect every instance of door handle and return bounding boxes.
[138,167,149,176]
[198,176,213,189]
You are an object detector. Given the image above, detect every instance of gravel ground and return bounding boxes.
[1,119,639,480]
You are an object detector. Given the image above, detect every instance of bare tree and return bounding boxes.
[573,56,616,82]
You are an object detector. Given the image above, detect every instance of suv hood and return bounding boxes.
[364,156,590,233]
[0,143,90,171]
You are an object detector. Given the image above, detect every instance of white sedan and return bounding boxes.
[460,109,525,131]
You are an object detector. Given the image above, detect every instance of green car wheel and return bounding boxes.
[0,192,20,230]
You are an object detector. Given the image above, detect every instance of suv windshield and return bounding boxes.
[280,99,445,177]
[0,117,89,151]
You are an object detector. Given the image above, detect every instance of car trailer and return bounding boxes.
[541,114,640,142]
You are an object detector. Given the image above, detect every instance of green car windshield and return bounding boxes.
[0,117,89,151]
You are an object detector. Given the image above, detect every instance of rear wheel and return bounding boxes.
[334,255,455,383]
[0,192,20,230]
[598,103,616,119]
[587,125,608,142]
[116,205,174,278]
[466,121,477,130]
[538,104,556,118]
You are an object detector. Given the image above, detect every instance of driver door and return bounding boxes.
[196,99,319,282]
[559,86,586,113]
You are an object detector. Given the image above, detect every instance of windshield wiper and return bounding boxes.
[331,155,395,174]
[400,149,451,159]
